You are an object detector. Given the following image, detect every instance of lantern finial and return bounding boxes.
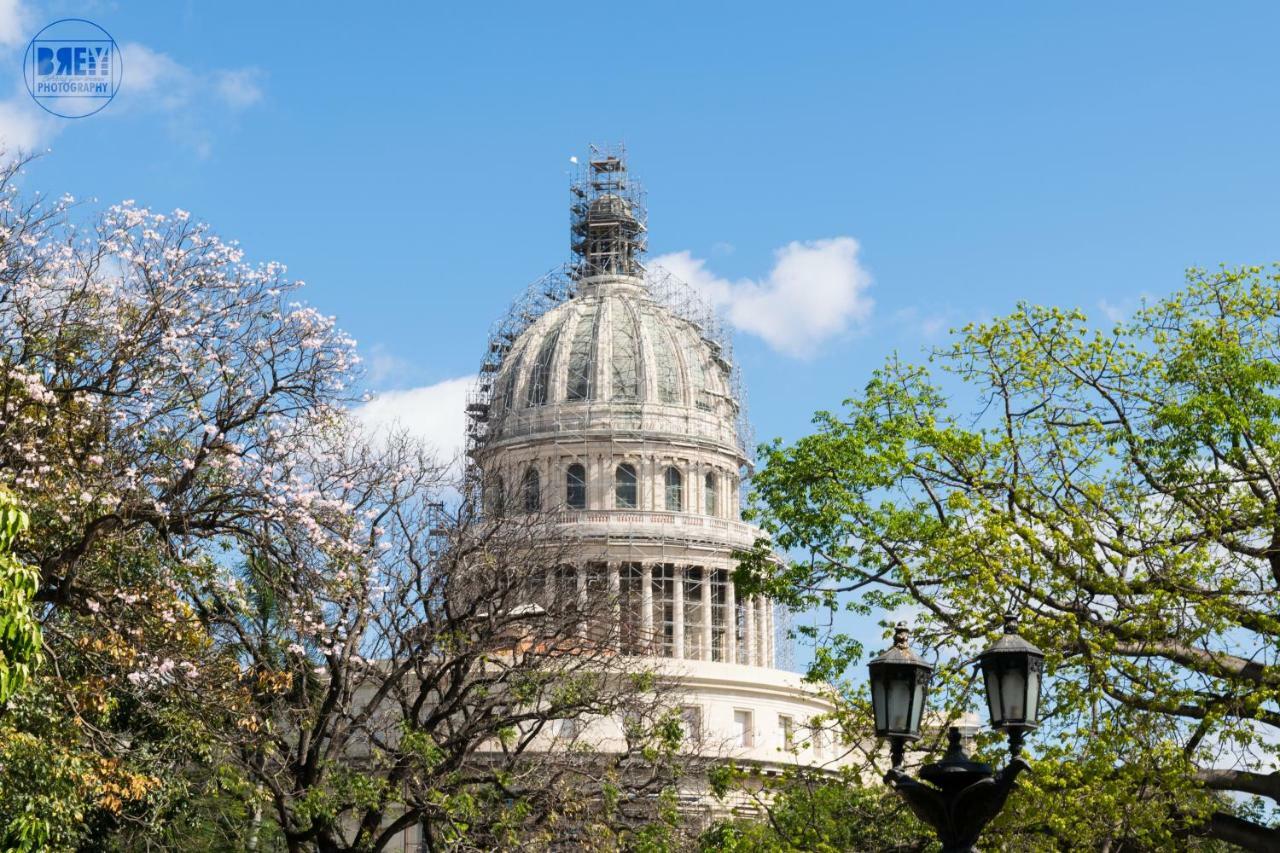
[893,621,910,648]
[1003,612,1019,634]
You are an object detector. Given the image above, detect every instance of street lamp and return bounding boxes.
[867,622,933,767]
[867,614,1046,853]
[977,613,1045,758]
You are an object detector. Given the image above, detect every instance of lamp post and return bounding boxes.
[867,615,1045,853]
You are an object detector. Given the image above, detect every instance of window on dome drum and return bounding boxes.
[525,327,560,407]
[527,567,549,609]
[566,463,587,510]
[812,724,827,758]
[615,463,637,509]
[619,563,644,654]
[734,596,749,665]
[566,305,599,401]
[733,709,754,748]
[704,472,718,516]
[652,564,676,657]
[680,705,703,744]
[664,467,683,511]
[779,714,795,750]
[684,567,704,659]
[520,467,541,513]
[583,562,609,643]
[711,569,729,662]
[552,565,578,616]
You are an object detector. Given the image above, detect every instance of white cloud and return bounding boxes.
[893,306,952,340]
[89,42,265,157]
[0,0,29,48]
[0,0,45,154]
[122,42,264,111]
[362,343,416,387]
[0,96,51,151]
[352,376,475,465]
[1097,298,1128,324]
[652,237,873,358]
[213,69,264,108]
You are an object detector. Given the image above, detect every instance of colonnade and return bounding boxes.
[540,562,776,668]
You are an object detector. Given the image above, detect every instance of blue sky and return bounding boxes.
[4,1,1280,658]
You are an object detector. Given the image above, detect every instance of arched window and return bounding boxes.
[615,463,637,509]
[704,471,718,516]
[521,466,541,513]
[664,467,683,511]
[566,463,587,510]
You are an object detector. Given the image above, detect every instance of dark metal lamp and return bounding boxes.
[868,614,1045,853]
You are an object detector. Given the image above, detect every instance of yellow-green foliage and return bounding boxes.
[747,267,1280,849]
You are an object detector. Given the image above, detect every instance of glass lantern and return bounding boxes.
[977,613,1045,731]
[868,622,934,740]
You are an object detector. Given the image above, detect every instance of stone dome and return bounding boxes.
[482,273,742,456]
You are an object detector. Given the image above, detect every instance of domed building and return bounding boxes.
[464,148,844,799]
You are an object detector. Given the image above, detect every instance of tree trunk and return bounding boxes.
[1203,811,1280,852]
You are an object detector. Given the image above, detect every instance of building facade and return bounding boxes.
[464,147,843,789]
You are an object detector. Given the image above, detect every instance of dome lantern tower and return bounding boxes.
[570,145,648,279]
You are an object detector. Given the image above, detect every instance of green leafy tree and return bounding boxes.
[0,490,38,704]
[744,267,1280,850]
[700,767,932,852]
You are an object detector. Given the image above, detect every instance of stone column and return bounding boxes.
[700,567,713,661]
[577,566,588,639]
[672,566,685,660]
[757,597,770,668]
[692,463,703,515]
[744,595,757,666]
[725,578,737,664]
[590,455,603,511]
[640,564,654,653]
[608,563,620,648]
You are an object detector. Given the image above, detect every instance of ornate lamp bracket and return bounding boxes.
[884,727,1030,853]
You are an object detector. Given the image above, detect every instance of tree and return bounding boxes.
[700,766,932,852]
[0,152,686,851]
[190,431,693,852]
[0,146,366,849]
[743,267,1280,850]
[0,491,38,704]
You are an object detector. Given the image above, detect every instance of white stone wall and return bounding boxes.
[522,658,850,770]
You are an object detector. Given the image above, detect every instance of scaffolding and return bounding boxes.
[462,145,790,671]
[464,265,577,499]
[570,143,648,279]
